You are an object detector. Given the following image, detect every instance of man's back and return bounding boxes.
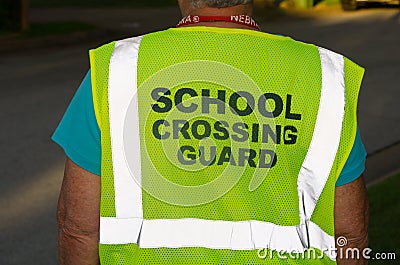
[54,1,369,264]
[89,26,362,264]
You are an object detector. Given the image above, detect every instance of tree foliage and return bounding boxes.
[0,0,29,31]
[0,0,22,31]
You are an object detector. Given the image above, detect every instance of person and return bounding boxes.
[53,0,369,264]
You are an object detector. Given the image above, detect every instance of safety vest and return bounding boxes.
[89,27,364,264]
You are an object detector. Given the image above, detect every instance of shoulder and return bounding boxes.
[89,31,162,53]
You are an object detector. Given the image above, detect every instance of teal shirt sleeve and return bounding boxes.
[336,129,367,186]
[52,70,367,185]
[52,70,101,176]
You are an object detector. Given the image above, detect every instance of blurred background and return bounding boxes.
[0,0,399,264]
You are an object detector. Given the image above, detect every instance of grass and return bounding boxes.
[368,174,400,264]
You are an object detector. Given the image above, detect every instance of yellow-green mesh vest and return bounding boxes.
[89,27,364,265]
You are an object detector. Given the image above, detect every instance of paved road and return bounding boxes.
[0,6,399,265]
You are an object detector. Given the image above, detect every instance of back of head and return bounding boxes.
[191,0,253,8]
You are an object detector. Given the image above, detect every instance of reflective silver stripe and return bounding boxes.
[100,217,143,244]
[297,47,345,224]
[105,41,345,261]
[108,37,144,218]
[100,217,335,260]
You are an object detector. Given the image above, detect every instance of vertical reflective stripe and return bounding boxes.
[108,36,144,218]
[297,47,345,242]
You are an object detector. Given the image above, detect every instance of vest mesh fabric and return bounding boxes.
[310,57,364,236]
[90,27,364,265]
[90,41,117,217]
[137,28,319,226]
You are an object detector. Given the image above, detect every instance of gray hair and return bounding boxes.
[191,0,253,8]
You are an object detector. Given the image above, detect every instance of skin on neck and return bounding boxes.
[178,0,255,30]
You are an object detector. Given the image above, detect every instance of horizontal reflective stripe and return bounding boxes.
[100,217,336,260]
[100,217,143,244]
[309,221,336,260]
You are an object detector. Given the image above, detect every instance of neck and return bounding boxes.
[190,5,252,17]
[181,4,255,30]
